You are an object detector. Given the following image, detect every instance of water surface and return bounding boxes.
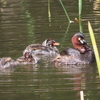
[0,0,100,100]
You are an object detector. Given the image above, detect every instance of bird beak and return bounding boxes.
[53,42,59,46]
[78,37,87,44]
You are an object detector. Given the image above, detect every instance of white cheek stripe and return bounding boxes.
[78,37,86,44]
[80,40,84,44]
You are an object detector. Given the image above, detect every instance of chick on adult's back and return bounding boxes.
[23,39,59,57]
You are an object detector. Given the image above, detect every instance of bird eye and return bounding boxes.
[57,57,61,59]
[78,37,81,40]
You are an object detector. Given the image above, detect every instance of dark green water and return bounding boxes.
[0,0,100,100]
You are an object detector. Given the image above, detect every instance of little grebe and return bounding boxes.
[16,52,40,65]
[0,53,40,68]
[54,32,95,65]
[0,57,17,69]
[23,39,59,57]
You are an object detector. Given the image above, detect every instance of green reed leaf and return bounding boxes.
[88,21,100,76]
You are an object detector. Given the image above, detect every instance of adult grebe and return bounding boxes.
[54,32,95,65]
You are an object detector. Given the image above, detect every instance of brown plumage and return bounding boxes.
[0,57,17,69]
[23,39,60,58]
[16,52,40,65]
[54,32,95,65]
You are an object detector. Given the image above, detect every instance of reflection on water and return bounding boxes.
[0,0,100,100]
[0,64,98,100]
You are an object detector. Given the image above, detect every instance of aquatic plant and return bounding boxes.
[78,0,83,33]
[48,0,51,26]
[88,21,100,75]
[59,0,71,22]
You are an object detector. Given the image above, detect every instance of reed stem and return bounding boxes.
[59,0,71,22]
[79,0,82,15]
[78,0,83,33]
[80,91,84,100]
[61,23,70,44]
[48,0,51,26]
